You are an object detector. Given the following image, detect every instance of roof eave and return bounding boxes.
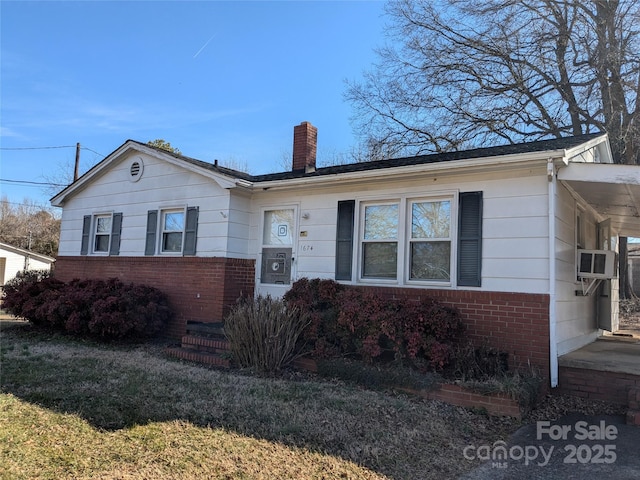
[50,141,247,207]
[253,148,573,191]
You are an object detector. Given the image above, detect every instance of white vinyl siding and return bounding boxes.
[253,166,549,293]
[57,152,249,258]
[555,182,603,355]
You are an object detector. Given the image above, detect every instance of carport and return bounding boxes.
[556,161,640,411]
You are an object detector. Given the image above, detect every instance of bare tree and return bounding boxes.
[346,0,640,164]
[0,197,60,257]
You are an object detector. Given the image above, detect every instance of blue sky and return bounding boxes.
[1,0,387,207]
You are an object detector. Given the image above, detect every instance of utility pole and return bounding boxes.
[74,142,80,181]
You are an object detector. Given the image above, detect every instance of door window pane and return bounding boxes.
[263,209,294,245]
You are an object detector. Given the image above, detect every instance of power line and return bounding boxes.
[0,178,68,187]
[0,145,76,151]
[1,199,55,209]
[81,146,105,157]
[1,144,106,158]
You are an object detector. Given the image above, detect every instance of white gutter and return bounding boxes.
[548,158,559,388]
[255,149,570,192]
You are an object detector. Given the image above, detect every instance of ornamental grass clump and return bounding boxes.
[224,295,310,372]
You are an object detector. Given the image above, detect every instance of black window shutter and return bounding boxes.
[335,200,355,280]
[145,210,158,256]
[80,215,91,255]
[183,206,199,256]
[109,213,123,256]
[457,192,483,287]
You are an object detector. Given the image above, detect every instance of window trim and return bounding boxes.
[406,197,454,284]
[354,192,458,287]
[81,212,122,256]
[144,206,198,256]
[159,207,187,255]
[360,200,400,281]
[92,213,113,254]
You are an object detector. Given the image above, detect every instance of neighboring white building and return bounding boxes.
[50,123,640,389]
[0,242,55,286]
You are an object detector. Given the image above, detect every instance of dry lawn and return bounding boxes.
[0,319,519,480]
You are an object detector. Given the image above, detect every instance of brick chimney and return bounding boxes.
[292,121,317,173]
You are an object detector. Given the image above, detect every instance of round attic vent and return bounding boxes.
[129,158,144,182]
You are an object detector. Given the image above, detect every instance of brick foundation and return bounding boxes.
[50,260,551,381]
[557,366,640,405]
[352,286,550,381]
[53,256,255,339]
[627,388,640,426]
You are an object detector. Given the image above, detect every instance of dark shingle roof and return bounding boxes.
[134,133,604,184]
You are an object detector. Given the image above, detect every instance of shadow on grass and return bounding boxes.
[0,320,517,480]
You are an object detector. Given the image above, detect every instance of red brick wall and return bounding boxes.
[352,286,551,379]
[292,121,317,171]
[53,256,255,339]
[557,366,640,405]
[50,258,551,380]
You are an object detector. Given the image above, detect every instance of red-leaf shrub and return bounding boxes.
[1,270,64,326]
[2,275,172,341]
[284,278,345,358]
[284,278,466,370]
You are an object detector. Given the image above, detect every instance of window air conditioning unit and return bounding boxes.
[577,249,617,279]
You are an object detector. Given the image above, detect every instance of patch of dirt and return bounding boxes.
[526,394,627,423]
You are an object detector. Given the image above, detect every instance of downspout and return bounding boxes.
[547,158,558,388]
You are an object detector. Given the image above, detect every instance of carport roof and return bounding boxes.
[558,163,640,237]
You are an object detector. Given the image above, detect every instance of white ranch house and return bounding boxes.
[51,123,640,390]
[0,242,55,287]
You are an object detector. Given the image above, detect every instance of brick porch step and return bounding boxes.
[185,321,225,337]
[165,346,230,368]
[181,334,230,354]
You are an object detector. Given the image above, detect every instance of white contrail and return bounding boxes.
[193,35,216,59]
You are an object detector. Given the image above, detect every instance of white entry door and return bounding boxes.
[256,207,297,298]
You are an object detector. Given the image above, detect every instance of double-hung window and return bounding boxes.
[409,200,451,281]
[161,209,185,253]
[359,199,451,282]
[339,192,481,287]
[362,203,398,279]
[145,206,198,256]
[93,215,112,253]
[80,212,122,256]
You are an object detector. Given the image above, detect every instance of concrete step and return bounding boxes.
[165,346,230,368]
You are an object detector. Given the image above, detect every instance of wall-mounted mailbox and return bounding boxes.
[261,247,292,284]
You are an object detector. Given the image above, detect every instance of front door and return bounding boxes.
[256,207,296,298]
